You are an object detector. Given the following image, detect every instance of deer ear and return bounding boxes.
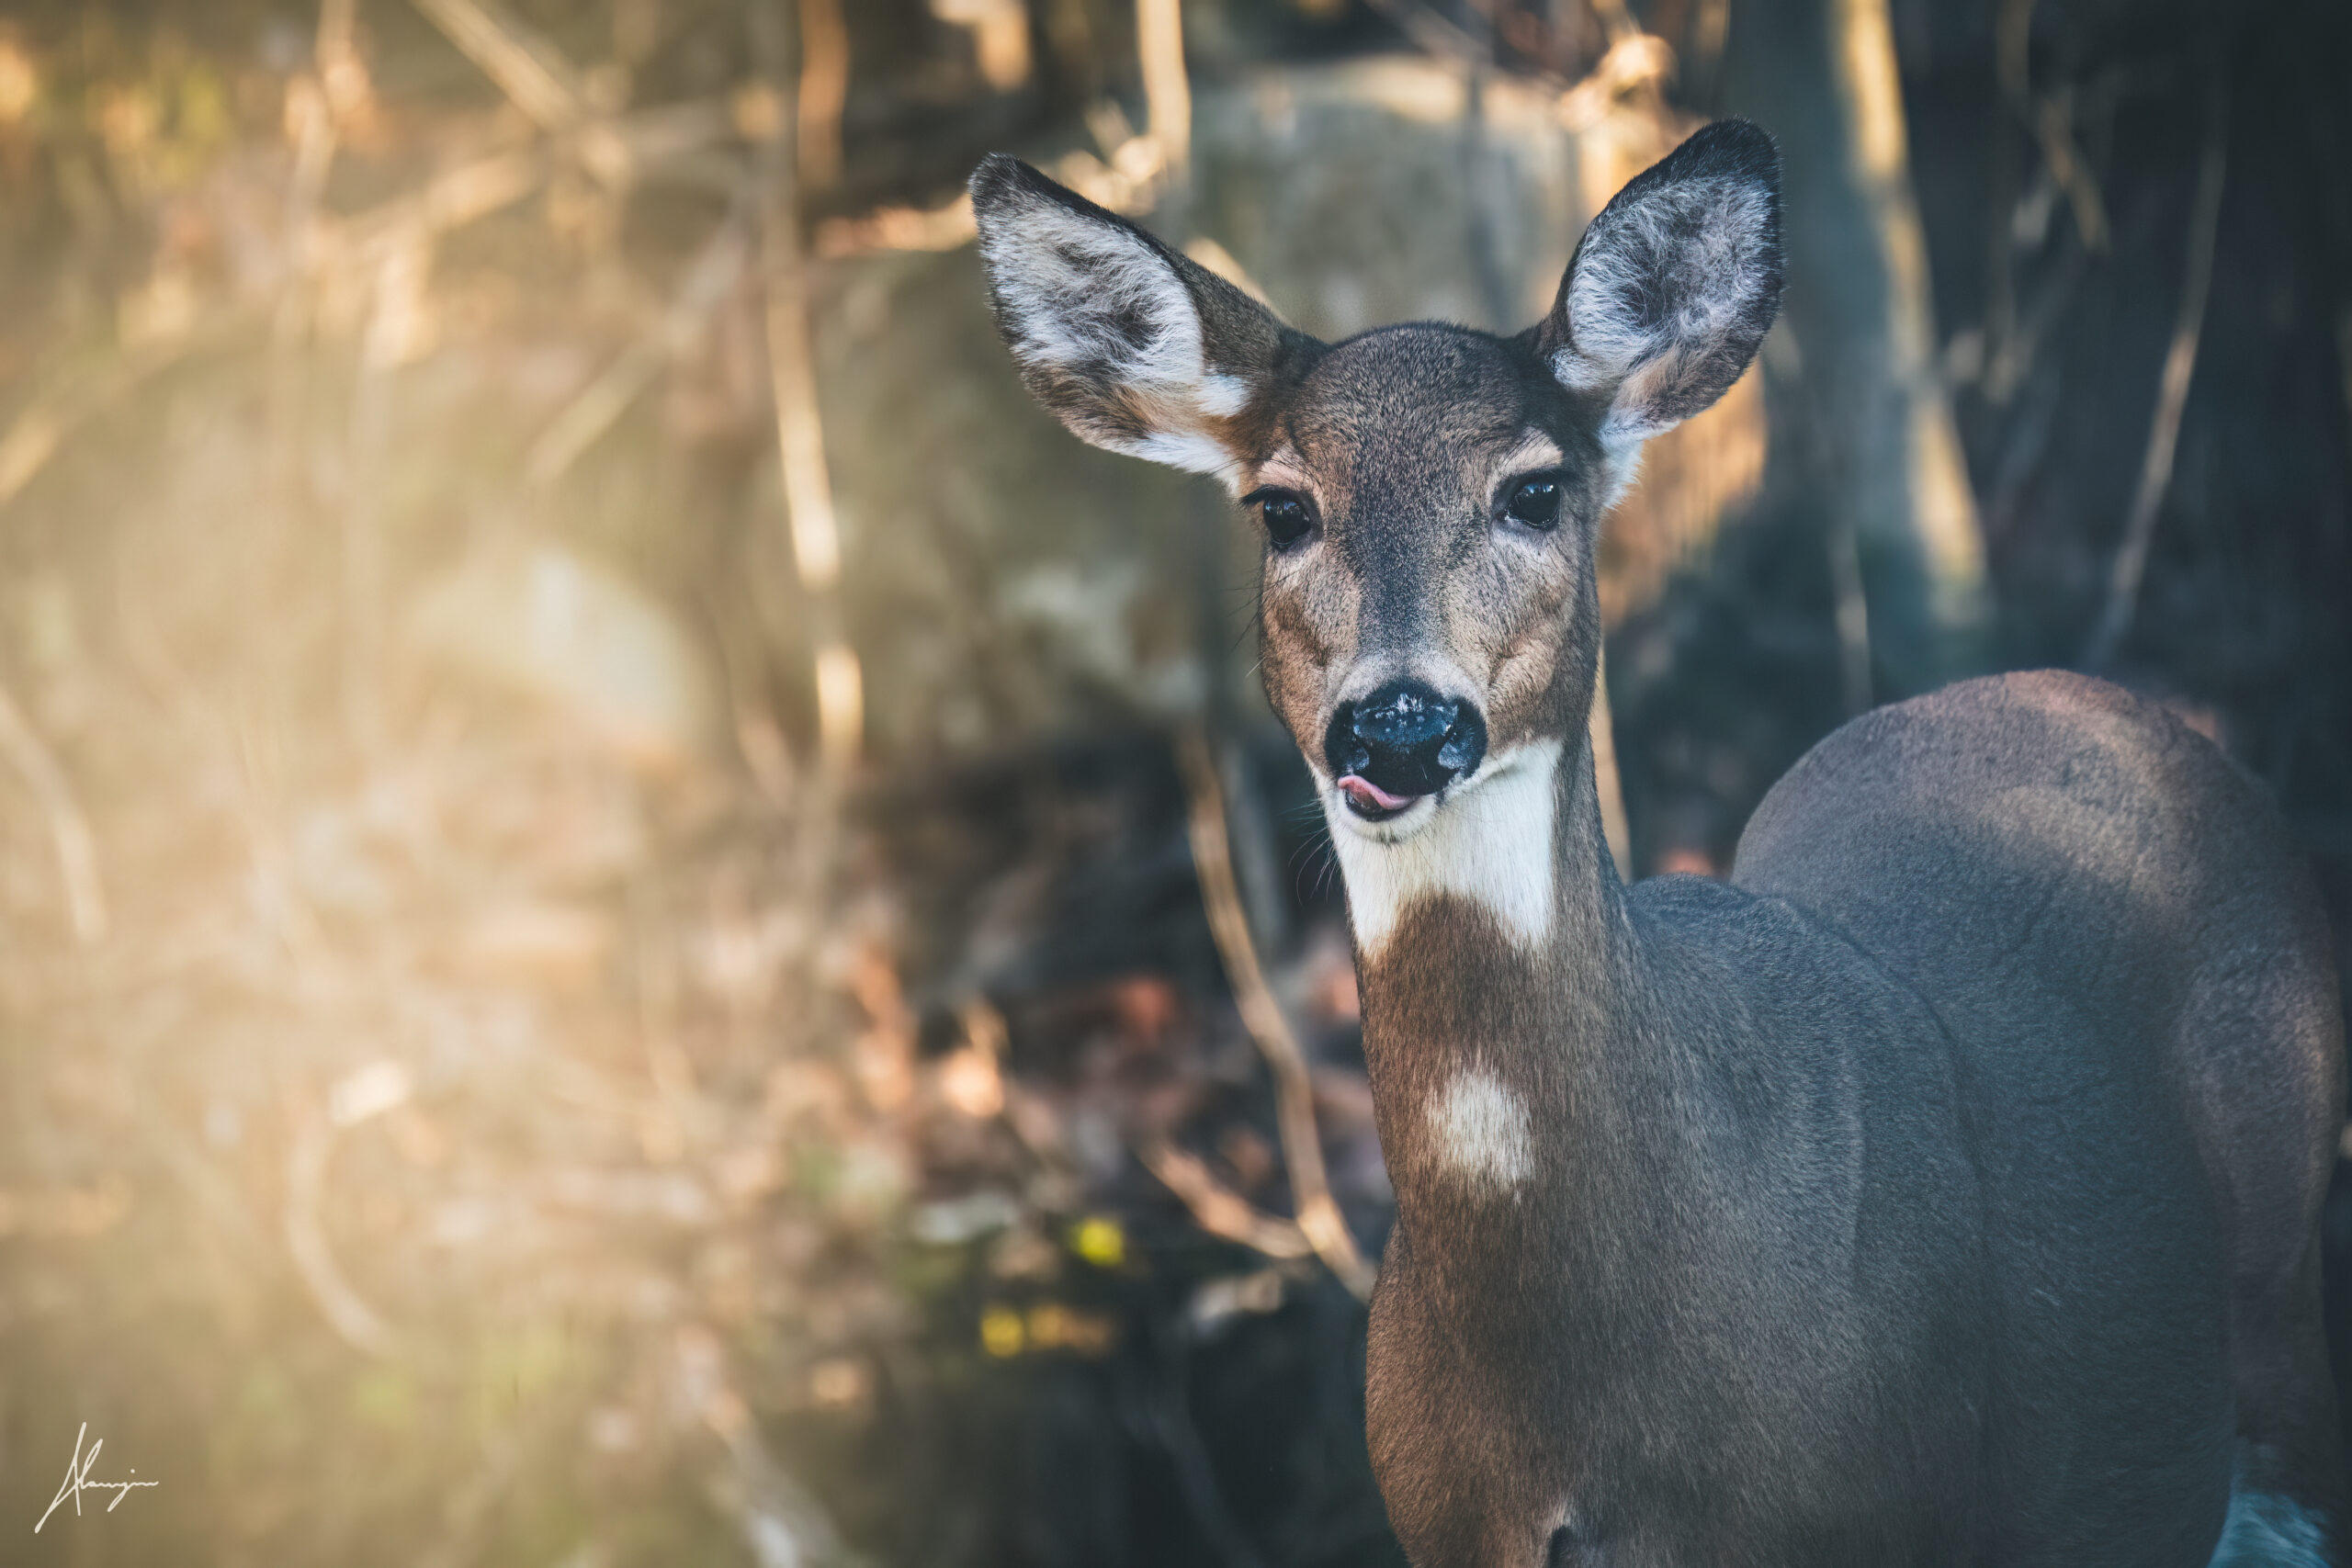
[1540,119,1782,461]
[970,154,1301,483]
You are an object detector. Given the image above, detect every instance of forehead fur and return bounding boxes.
[1287,327,1555,446]
[1268,325,1592,489]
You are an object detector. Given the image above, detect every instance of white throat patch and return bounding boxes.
[1324,739,1562,962]
[1429,1069,1534,1193]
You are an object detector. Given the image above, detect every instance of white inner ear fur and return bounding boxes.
[982,196,1246,479]
[1549,172,1773,459]
[1325,739,1562,961]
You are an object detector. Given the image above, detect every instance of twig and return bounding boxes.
[342,231,435,752]
[1982,231,2085,406]
[1361,0,1493,73]
[1177,728,1374,1299]
[526,191,755,485]
[270,0,356,482]
[811,131,1182,259]
[409,0,586,130]
[1139,1136,1317,1260]
[2030,90,2109,254]
[407,0,688,189]
[2083,73,2228,670]
[333,146,549,270]
[285,1108,398,1356]
[1588,649,1632,881]
[0,671,107,943]
[1826,512,1874,716]
[753,0,861,776]
[1587,0,1640,47]
[814,194,977,258]
[1135,0,1192,180]
[797,0,849,191]
[0,142,548,520]
[1994,0,2109,255]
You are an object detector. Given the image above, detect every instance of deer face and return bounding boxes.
[972,122,1781,858]
[1242,325,1607,839]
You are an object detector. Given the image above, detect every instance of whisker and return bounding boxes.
[1286,815,1340,905]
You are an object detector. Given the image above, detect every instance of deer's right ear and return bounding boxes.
[970,154,1298,484]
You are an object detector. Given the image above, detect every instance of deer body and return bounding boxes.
[972,122,2345,1566]
[1358,671,2342,1566]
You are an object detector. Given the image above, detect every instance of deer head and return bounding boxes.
[971,122,1781,952]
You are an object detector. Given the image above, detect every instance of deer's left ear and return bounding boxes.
[971,153,1308,485]
[1539,119,1782,461]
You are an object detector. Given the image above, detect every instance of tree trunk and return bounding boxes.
[1722,0,1991,697]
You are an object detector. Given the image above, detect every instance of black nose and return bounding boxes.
[1325,680,1488,798]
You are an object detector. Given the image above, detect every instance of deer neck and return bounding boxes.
[1331,726,1643,1269]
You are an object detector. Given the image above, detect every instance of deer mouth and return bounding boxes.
[1337,774,1420,820]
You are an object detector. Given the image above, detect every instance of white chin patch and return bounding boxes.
[1429,1069,1533,1194]
[1323,739,1562,962]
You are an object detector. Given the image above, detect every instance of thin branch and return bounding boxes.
[797,0,849,191]
[1177,728,1374,1299]
[1589,649,1632,881]
[526,191,755,485]
[755,0,861,775]
[815,193,977,258]
[1826,513,1874,716]
[2083,73,2228,670]
[271,0,356,480]
[1361,0,1493,72]
[0,145,550,520]
[1587,0,1641,47]
[409,0,587,130]
[285,1109,399,1356]
[1995,0,2108,255]
[407,0,712,189]
[811,132,1182,258]
[1135,0,1192,180]
[2030,90,2109,254]
[1138,1135,1317,1261]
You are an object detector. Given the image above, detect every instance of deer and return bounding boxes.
[968,119,2346,1566]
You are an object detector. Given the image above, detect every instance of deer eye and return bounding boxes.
[1243,489,1317,552]
[1501,473,1565,531]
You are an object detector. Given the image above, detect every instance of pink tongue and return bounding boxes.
[1339,775,1415,812]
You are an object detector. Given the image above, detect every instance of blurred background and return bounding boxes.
[0,0,2346,1562]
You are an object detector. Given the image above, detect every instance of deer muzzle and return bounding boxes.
[1326,680,1489,819]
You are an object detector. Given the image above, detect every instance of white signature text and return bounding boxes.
[34,1424,157,1533]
